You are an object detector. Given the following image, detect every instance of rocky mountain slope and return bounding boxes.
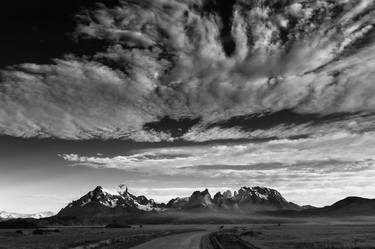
[299,197,375,216]
[57,185,164,220]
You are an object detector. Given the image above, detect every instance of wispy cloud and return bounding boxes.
[62,131,375,172]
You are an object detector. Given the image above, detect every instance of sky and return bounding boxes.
[1,0,375,213]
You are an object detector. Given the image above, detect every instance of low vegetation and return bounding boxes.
[0,225,203,249]
[1,221,375,249]
[239,222,375,249]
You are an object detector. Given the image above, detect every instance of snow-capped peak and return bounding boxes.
[59,185,164,215]
[0,211,54,220]
[96,184,129,196]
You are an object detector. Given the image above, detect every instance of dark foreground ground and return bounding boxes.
[0,225,205,249]
[219,222,375,249]
[2,220,375,249]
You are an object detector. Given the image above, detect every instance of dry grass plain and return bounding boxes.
[238,219,375,249]
[1,220,375,249]
[0,225,205,249]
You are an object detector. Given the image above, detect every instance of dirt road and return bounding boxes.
[130,231,209,249]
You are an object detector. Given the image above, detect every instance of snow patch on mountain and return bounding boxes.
[59,185,164,217]
[0,211,55,220]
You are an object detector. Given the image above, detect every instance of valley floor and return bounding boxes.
[0,225,205,249]
[239,222,375,249]
[2,221,375,249]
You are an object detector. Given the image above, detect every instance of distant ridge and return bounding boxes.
[0,211,54,221]
[264,197,375,217]
[301,197,375,216]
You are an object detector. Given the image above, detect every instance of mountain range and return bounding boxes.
[47,185,304,225]
[57,185,301,218]
[54,185,375,220]
[2,185,375,226]
[0,211,54,221]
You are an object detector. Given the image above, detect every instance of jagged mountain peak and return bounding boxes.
[167,188,214,210]
[191,188,211,198]
[190,189,214,208]
[212,186,300,211]
[237,186,284,200]
[214,186,282,201]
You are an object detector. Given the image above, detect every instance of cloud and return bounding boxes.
[0,58,174,141]
[1,0,375,141]
[62,131,375,176]
[61,131,375,205]
[181,160,371,173]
